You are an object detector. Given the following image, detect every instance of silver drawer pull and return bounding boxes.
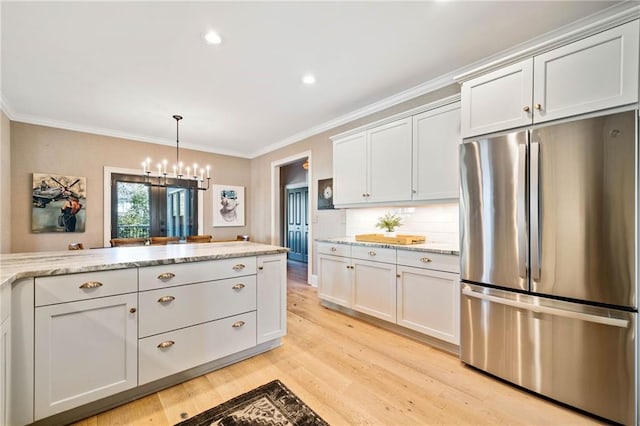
[157,295,175,303]
[157,272,176,280]
[232,264,245,271]
[420,257,432,263]
[330,247,337,252]
[79,281,103,289]
[232,321,245,328]
[157,340,175,349]
[368,251,376,256]
[232,283,245,290]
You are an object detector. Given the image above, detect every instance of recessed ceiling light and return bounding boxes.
[204,31,222,45]
[302,74,316,85]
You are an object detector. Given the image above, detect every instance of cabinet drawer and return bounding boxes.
[396,250,459,273]
[35,269,137,306]
[139,276,257,338]
[351,245,396,264]
[138,311,256,385]
[139,257,256,291]
[317,242,351,257]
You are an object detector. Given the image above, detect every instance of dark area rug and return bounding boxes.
[175,379,329,426]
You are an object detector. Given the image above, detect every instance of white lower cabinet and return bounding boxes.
[257,254,287,344]
[317,241,460,346]
[138,312,256,385]
[0,317,10,426]
[397,265,460,344]
[34,293,138,420]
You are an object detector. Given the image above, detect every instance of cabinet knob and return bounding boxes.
[330,247,337,252]
[157,272,175,280]
[157,295,175,303]
[232,264,246,271]
[534,103,542,110]
[157,340,175,349]
[368,251,376,256]
[129,307,137,314]
[396,273,401,278]
[232,283,245,290]
[258,266,264,270]
[232,321,245,328]
[79,281,103,289]
[412,189,417,194]
[523,106,530,112]
[362,193,367,197]
[420,257,432,263]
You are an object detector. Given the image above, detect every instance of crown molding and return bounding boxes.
[454,2,640,83]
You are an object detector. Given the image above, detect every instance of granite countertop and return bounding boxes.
[316,237,459,256]
[0,242,288,288]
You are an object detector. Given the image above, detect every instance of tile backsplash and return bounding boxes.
[345,203,459,247]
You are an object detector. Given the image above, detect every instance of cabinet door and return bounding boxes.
[34,294,138,420]
[368,118,413,203]
[397,265,459,344]
[412,103,461,200]
[533,20,639,124]
[318,254,352,307]
[352,259,396,322]
[333,131,368,205]
[257,254,287,344]
[461,59,533,138]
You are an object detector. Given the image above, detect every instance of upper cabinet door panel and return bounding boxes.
[333,131,368,205]
[533,20,639,124]
[368,118,413,203]
[412,103,461,200]
[461,59,533,138]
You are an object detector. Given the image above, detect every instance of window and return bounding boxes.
[110,173,198,240]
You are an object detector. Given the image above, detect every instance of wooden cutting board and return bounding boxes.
[355,234,426,245]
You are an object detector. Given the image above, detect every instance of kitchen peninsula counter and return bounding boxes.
[316,237,459,256]
[0,241,287,289]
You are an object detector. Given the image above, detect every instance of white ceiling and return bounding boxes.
[0,1,627,158]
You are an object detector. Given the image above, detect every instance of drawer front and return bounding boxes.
[396,250,459,273]
[351,245,396,264]
[139,276,257,338]
[317,242,351,257]
[138,312,257,385]
[35,269,137,306]
[139,257,256,291]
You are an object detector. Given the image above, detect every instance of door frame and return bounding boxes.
[103,166,204,247]
[270,151,312,285]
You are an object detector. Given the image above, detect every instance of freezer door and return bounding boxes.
[531,110,636,308]
[461,283,636,425]
[460,130,528,291]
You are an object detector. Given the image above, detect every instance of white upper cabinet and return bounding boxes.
[334,118,412,206]
[333,131,368,205]
[412,102,461,200]
[461,20,639,138]
[367,118,413,203]
[461,60,533,138]
[533,20,639,123]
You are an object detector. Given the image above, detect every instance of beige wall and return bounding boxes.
[250,84,461,274]
[0,111,11,253]
[11,122,252,252]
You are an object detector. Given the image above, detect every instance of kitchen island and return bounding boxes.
[1,242,288,426]
[316,237,460,353]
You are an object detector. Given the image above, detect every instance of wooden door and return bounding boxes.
[285,186,308,262]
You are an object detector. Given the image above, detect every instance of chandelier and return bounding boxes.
[141,115,211,191]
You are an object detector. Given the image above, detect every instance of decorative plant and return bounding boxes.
[376,212,402,233]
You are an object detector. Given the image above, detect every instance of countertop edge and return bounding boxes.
[315,237,460,256]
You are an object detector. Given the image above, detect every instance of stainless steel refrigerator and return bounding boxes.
[459,109,637,425]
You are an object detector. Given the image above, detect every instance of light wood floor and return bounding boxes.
[74,260,601,425]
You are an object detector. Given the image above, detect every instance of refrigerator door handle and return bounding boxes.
[461,286,629,328]
[530,141,541,281]
[517,144,527,279]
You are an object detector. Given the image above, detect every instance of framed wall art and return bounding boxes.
[213,184,245,227]
[32,172,87,233]
[317,178,334,210]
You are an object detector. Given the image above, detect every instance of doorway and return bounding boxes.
[285,185,308,263]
